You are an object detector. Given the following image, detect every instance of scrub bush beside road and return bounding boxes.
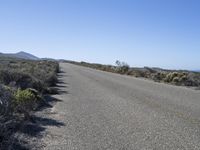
[66,60,200,88]
[0,57,59,149]
[0,58,59,92]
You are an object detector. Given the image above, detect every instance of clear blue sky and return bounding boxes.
[0,0,199,70]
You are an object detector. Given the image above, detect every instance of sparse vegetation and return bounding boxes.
[67,60,200,88]
[115,60,130,74]
[14,89,38,120]
[0,58,59,92]
[0,85,15,149]
[0,57,59,149]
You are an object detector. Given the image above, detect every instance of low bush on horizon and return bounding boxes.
[115,60,130,74]
[70,60,200,88]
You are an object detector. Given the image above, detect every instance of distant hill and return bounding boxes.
[0,51,39,60]
[41,58,57,61]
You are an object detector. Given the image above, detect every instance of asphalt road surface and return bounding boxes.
[44,63,200,150]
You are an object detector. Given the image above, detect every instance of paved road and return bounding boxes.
[44,63,200,150]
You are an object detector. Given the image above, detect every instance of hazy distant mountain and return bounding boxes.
[41,58,56,61]
[0,51,39,60]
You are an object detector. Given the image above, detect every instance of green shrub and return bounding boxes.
[15,89,36,105]
[14,89,37,120]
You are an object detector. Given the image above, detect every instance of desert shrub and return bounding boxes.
[14,89,36,107]
[70,60,200,88]
[127,70,134,75]
[162,72,198,86]
[120,65,130,74]
[44,73,58,87]
[0,86,42,149]
[128,70,146,77]
[152,72,166,81]
[172,77,180,84]
[14,89,37,120]
[0,70,11,85]
[164,72,186,83]
[0,85,14,121]
[0,58,59,149]
[0,85,15,149]
[0,70,44,92]
[45,87,59,94]
[0,59,59,93]
[164,72,177,82]
[115,60,130,74]
[185,73,200,86]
